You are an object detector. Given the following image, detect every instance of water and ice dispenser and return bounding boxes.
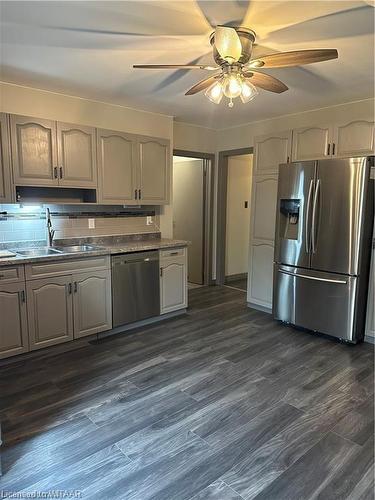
[279,199,300,240]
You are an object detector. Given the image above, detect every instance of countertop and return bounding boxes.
[0,237,189,267]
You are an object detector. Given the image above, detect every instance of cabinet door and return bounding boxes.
[0,282,29,359]
[57,122,97,187]
[365,229,375,340]
[0,113,12,202]
[292,125,332,161]
[254,131,292,175]
[138,137,170,204]
[27,276,73,350]
[73,270,112,338]
[250,175,279,243]
[97,129,137,204]
[247,242,274,310]
[10,114,58,186]
[333,120,375,157]
[160,253,187,314]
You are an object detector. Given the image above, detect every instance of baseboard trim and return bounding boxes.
[364,335,375,344]
[247,302,272,314]
[97,309,187,340]
[225,273,247,283]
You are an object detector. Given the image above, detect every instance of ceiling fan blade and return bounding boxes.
[214,26,242,63]
[185,74,221,95]
[247,49,338,69]
[133,64,218,70]
[243,71,288,93]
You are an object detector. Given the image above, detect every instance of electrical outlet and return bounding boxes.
[146,216,153,226]
[88,218,95,229]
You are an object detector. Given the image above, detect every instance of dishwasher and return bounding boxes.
[111,251,160,327]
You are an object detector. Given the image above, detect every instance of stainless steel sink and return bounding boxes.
[14,247,63,257]
[53,245,99,253]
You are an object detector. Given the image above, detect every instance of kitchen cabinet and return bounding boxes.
[10,115,58,186]
[248,242,274,310]
[73,270,112,338]
[250,174,278,242]
[0,282,29,359]
[57,122,97,188]
[292,125,332,161]
[0,113,12,202]
[138,137,170,204]
[97,129,138,204]
[291,120,375,161]
[160,248,187,314]
[253,131,292,175]
[27,275,74,350]
[365,226,375,340]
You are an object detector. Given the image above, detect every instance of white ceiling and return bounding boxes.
[1,1,374,129]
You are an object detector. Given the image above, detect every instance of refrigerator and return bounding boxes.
[273,156,374,343]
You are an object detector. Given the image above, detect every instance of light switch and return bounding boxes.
[88,218,95,229]
[147,216,153,226]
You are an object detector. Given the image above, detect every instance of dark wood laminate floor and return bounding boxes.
[224,278,247,292]
[0,286,374,499]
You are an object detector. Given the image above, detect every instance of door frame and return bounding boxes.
[216,147,253,285]
[173,149,215,285]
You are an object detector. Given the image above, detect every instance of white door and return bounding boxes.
[160,249,187,314]
[73,270,112,338]
[333,120,375,157]
[250,175,279,242]
[0,283,29,359]
[173,158,204,284]
[27,276,74,350]
[254,131,292,175]
[10,114,58,186]
[248,243,275,309]
[97,129,137,204]
[138,138,170,204]
[292,125,332,161]
[57,122,97,188]
[0,113,12,202]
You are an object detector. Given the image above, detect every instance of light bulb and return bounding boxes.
[240,79,258,103]
[205,81,223,104]
[223,74,242,99]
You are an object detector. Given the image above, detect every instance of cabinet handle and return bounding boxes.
[287,156,290,163]
[19,290,26,302]
[59,167,63,179]
[327,143,331,155]
[170,251,179,256]
[134,189,138,200]
[138,189,141,200]
[332,142,336,155]
[0,274,4,279]
[67,283,72,295]
[74,281,78,293]
[160,267,163,277]
[54,167,58,179]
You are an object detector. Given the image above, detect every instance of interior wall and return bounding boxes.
[225,155,253,277]
[0,82,174,237]
[173,121,216,154]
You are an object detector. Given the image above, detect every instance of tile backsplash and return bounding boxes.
[0,205,160,243]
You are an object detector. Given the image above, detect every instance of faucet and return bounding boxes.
[46,207,55,247]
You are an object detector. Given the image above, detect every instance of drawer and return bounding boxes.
[26,256,110,280]
[0,265,25,284]
[160,247,186,259]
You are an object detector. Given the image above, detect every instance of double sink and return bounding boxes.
[12,245,99,257]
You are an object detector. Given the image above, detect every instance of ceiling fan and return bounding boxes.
[133,26,338,107]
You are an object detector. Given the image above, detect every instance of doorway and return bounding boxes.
[172,150,214,287]
[216,147,254,292]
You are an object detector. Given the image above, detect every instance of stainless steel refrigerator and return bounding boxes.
[273,156,374,343]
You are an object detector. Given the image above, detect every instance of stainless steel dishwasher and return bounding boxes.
[111,251,160,327]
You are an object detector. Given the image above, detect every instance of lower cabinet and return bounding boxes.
[27,275,74,350]
[247,242,275,310]
[160,248,188,314]
[0,282,29,359]
[73,270,112,338]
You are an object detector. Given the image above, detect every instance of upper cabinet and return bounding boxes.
[138,137,170,204]
[254,131,292,175]
[57,122,97,188]
[97,131,170,205]
[0,113,12,202]
[292,119,375,161]
[97,129,138,204]
[11,115,58,186]
[10,115,98,189]
[292,125,332,161]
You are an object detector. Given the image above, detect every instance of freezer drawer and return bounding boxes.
[273,264,362,342]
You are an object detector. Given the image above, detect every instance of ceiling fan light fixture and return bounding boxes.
[214,26,242,64]
[205,81,224,104]
[240,79,258,103]
[223,73,243,99]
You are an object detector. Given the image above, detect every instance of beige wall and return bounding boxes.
[173,121,216,154]
[225,155,252,277]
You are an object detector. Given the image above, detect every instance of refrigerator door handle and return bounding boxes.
[311,179,321,254]
[305,179,314,253]
[278,269,347,284]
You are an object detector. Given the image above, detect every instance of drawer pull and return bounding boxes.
[170,251,179,256]
[0,274,4,279]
